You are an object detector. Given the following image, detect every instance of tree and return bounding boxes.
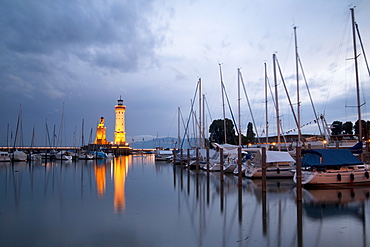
[246,122,255,144]
[331,121,343,135]
[342,121,353,135]
[354,120,370,140]
[209,118,237,144]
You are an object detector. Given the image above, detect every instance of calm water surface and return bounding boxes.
[0,155,369,247]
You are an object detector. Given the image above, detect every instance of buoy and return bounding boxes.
[350,173,355,181]
[337,173,341,181]
[365,171,369,179]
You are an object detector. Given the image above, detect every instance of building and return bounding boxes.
[114,96,126,145]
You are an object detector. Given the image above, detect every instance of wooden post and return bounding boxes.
[297,200,303,247]
[187,148,190,169]
[196,147,199,174]
[220,148,224,182]
[296,146,302,201]
[238,147,242,186]
[262,147,267,193]
[180,149,183,166]
[238,185,243,223]
[206,146,210,177]
[172,149,176,164]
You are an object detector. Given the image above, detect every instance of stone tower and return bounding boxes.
[94,117,108,144]
[114,96,126,145]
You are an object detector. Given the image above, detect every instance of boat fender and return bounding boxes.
[350,173,355,181]
[365,171,369,179]
[337,192,342,199]
[277,168,280,174]
[337,173,341,181]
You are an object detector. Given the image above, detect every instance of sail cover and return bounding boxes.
[301,149,363,167]
[252,150,295,164]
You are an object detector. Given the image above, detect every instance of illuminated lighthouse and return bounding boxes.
[114,96,126,145]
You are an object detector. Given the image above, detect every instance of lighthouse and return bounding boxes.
[114,96,126,145]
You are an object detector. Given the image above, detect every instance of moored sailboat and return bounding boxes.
[245,149,296,178]
[0,151,11,162]
[293,149,370,187]
[293,8,370,188]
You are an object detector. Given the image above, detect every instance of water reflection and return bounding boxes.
[94,161,106,198]
[302,187,369,220]
[113,156,129,213]
[171,164,370,247]
[0,157,369,246]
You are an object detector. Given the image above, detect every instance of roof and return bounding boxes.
[301,149,363,167]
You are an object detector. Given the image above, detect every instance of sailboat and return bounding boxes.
[294,8,370,187]
[244,58,296,178]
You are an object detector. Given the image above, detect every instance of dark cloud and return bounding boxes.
[0,0,168,146]
[0,0,161,98]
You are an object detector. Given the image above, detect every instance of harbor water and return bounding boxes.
[0,155,369,247]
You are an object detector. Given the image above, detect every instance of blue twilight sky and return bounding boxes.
[1,0,370,147]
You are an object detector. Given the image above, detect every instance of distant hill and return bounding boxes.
[129,137,203,149]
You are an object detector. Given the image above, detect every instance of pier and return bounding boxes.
[0,145,149,156]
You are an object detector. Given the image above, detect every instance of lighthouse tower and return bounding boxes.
[114,96,126,145]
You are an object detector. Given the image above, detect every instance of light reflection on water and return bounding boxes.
[0,155,369,247]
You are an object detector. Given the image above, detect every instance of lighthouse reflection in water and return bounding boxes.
[0,155,369,247]
[94,156,128,213]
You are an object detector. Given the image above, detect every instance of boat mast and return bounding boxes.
[30,125,35,148]
[198,78,202,148]
[53,124,56,148]
[203,94,206,147]
[351,8,362,143]
[6,123,9,151]
[273,54,281,151]
[238,68,241,147]
[294,26,301,146]
[13,104,23,149]
[219,63,227,144]
[81,119,85,147]
[178,107,181,150]
[240,70,260,143]
[265,63,269,147]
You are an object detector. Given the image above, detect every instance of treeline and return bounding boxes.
[331,120,370,137]
[207,119,370,146]
[208,118,255,145]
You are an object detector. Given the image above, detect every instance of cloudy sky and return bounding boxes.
[1,0,370,147]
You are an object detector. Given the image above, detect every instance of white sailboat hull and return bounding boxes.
[294,166,370,187]
[245,165,294,178]
[11,150,27,161]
